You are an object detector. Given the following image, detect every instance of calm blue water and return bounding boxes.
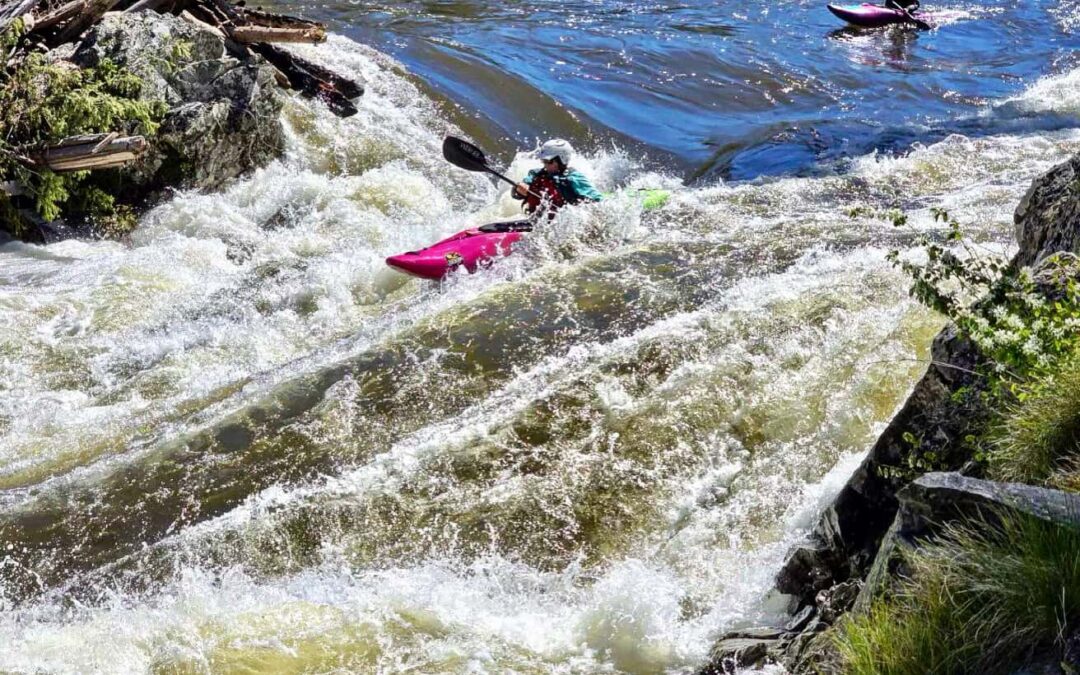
[274,0,1080,180]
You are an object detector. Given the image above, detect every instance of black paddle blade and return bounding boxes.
[903,8,931,29]
[443,136,490,172]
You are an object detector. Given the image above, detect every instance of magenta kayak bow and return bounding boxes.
[385,220,531,280]
[827,3,931,29]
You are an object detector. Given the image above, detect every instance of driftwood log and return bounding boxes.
[230,23,322,44]
[252,42,360,116]
[31,133,148,171]
[29,0,82,32]
[0,0,40,32]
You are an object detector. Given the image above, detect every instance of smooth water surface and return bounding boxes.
[270,0,1080,179]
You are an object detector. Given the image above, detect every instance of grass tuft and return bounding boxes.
[836,510,1080,675]
[989,353,1080,487]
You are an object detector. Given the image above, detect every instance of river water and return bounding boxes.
[0,1,1078,673]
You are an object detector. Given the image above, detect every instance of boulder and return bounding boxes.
[852,472,1080,615]
[898,471,1080,534]
[70,11,285,194]
[1014,154,1080,270]
[697,582,862,674]
[699,636,779,675]
[815,579,860,624]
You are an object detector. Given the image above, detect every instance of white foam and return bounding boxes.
[3,30,1080,675]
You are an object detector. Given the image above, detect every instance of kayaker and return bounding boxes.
[513,139,603,215]
[884,0,920,12]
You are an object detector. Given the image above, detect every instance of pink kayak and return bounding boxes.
[385,220,532,280]
[827,3,928,27]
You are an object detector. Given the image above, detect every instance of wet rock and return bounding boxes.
[71,12,285,196]
[775,539,846,604]
[700,636,777,674]
[784,604,816,633]
[1013,154,1080,270]
[728,627,788,641]
[815,580,860,624]
[851,517,912,616]
[776,321,990,606]
[783,617,840,673]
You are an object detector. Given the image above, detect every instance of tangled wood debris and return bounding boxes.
[0,0,357,173]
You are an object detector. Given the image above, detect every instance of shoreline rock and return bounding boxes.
[71,11,286,196]
[0,3,363,242]
[699,150,1080,674]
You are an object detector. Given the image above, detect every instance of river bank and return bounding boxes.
[702,146,1080,673]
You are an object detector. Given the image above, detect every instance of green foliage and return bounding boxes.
[836,510,1080,674]
[146,37,196,76]
[876,429,951,481]
[888,209,1080,392]
[0,17,26,56]
[0,192,31,238]
[0,54,166,232]
[990,353,1080,488]
[170,38,194,63]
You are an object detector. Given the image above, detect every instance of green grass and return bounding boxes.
[989,353,1080,488]
[836,510,1080,675]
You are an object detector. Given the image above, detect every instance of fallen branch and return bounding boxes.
[177,8,225,40]
[251,43,361,116]
[0,0,40,33]
[32,133,148,171]
[122,0,170,13]
[199,0,242,27]
[235,6,323,30]
[230,23,324,44]
[28,0,83,33]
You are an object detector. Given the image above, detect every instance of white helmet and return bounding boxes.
[538,138,574,166]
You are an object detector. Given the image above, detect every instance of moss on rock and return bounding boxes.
[0,52,166,237]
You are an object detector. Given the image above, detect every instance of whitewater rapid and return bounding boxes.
[1,34,1079,673]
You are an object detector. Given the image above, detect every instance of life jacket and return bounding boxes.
[523,170,581,214]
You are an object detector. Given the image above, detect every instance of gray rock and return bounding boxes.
[722,626,787,641]
[899,472,1080,534]
[701,637,776,674]
[815,579,860,624]
[781,618,832,674]
[852,472,1080,619]
[775,540,845,603]
[71,12,285,194]
[776,322,990,605]
[784,605,815,633]
[1014,154,1080,270]
[850,516,913,616]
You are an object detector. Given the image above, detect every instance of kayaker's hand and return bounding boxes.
[515,182,529,196]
